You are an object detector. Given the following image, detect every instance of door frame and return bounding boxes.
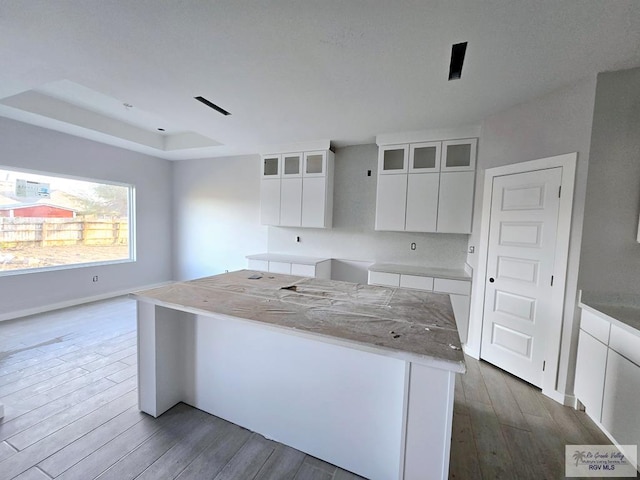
[466,153,577,401]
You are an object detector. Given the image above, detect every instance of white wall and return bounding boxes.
[578,67,640,295]
[268,144,470,276]
[0,117,173,319]
[468,77,597,396]
[172,155,267,281]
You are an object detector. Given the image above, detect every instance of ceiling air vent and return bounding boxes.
[194,96,231,116]
[448,42,467,81]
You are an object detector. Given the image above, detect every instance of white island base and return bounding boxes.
[135,273,464,480]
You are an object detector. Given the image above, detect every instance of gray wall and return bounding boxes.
[268,144,470,277]
[469,76,597,395]
[0,117,173,318]
[172,155,268,281]
[578,67,640,295]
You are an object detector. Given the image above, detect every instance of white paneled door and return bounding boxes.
[481,167,562,388]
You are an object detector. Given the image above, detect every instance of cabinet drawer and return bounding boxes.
[609,324,640,367]
[399,274,434,291]
[291,263,316,278]
[268,261,291,274]
[580,309,611,344]
[247,259,269,272]
[433,278,471,296]
[368,271,400,287]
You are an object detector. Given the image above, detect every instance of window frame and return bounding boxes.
[0,165,136,277]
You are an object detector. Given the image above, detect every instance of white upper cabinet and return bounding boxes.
[379,145,409,174]
[282,153,303,177]
[262,154,282,178]
[375,174,408,231]
[375,138,477,234]
[441,139,477,172]
[303,151,327,177]
[405,172,439,232]
[409,142,441,173]
[280,153,303,226]
[261,149,334,228]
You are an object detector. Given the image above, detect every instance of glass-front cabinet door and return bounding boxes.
[441,139,477,172]
[409,142,441,173]
[261,154,281,178]
[303,151,327,177]
[378,145,409,174]
[282,153,303,177]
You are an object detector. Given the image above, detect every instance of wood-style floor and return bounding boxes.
[0,297,619,480]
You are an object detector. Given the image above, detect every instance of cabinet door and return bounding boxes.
[399,274,434,291]
[291,263,316,277]
[368,271,400,287]
[601,350,640,448]
[375,174,408,231]
[302,176,327,228]
[268,261,291,274]
[280,178,302,226]
[574,330,608,422]
[437,171,475,233]
[282,153,303,178]
[303,151,327,177]
[262,154,281,178]
[378,145,409,174]
[405,173,439,232]
[441,139,477,172]
[409,142,441,173]
[260,179,281,225]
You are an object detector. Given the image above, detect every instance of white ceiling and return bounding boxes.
[1,1,639,160]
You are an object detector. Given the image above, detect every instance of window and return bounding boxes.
[0,167,135,274]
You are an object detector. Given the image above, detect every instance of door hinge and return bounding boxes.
[543,361,546,371]
[558,186,562,198]
[551,275,554,286]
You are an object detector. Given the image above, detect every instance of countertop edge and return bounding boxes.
[246,253,332,265]
[578,301,640,337]
[130,292,466,374]
[369,263,471,281]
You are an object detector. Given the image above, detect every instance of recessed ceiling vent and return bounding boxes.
[194,96,231,116]
[448,42,467,81]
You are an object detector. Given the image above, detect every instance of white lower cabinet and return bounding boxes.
[601,350,640,448]
[575,306,640,456]
[399,274,434,291]
[247,255,331,279]
[574,330,608,421]
[368,268,471,344]
[268,261,291,275]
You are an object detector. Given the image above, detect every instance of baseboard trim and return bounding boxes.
[542,388,576,407]
[0,281,173,322]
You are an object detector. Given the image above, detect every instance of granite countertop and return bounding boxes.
[369,263,471,281]
[246,253,331,265]
[579,291,640,334]
[132,270,465,373]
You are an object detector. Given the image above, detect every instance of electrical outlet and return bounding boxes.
[410,242,417,251]
[468,246,475,254]
[92,275,99,282]
[295,236,300,243]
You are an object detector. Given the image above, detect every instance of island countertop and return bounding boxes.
[132,270,465,373]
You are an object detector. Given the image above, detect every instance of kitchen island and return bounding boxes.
[132,270,465,480]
